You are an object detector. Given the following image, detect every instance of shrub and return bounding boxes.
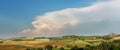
[66,45,73,48]
[44,45,53,50]
[60,47,64,50]
[38,47,43,50]
[71,45,79,50]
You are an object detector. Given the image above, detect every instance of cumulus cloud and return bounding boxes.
[21,0,120,36]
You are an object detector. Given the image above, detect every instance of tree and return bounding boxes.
[71,45,79,50]
[60,47,64,50]
[78,48,83,50]
[26,48,30,50]
[38,47,43,50]
[55,46,58,48]
[45,45,53,50]
[99,42,112,50]
[109,45,113,50]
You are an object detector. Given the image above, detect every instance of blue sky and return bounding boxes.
[0,0,120,39]
[0,0,94,32]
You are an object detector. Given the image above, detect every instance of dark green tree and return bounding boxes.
[84,45,93,50]
[78,48,83,50]
[71,45,79,50]
[45,45,53,50]
[108,45,113,50]
[60,47,64,50]
[99,42,112,50]
[38,47,43,50]
[26,48,30,50]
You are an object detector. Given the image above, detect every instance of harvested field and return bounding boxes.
[0,45,27,50]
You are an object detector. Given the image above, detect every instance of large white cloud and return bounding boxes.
[21,0,120,36]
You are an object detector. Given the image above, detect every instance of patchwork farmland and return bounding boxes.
[0,33,120,50]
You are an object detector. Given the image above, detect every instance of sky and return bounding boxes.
[0,0,120,39]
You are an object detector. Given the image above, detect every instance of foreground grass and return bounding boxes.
[0,45,27,50]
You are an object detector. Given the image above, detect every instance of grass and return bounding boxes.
[0,45,27,50]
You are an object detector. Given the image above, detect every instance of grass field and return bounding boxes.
[0,45,27,50]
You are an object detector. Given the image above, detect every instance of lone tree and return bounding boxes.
[45,45,53,50]
[26,48,30,50]
[78,48,83,50]
[60,47,64,50]
[71,45,79,50]
[38,47,43,50]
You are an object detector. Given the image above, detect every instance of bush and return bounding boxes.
[26,48,30,50]
[38,47,43,50]
[71,45,79,50]
[66,45,73,48]
[99,42,113,50]
[44,45,53,50]
[60,47,64,50]
[78,48,83,50]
